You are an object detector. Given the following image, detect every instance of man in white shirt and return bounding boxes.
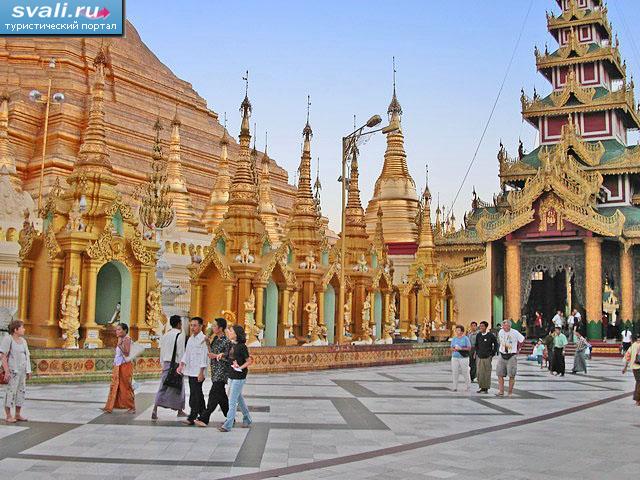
[152,315,186,420]
[552,310,564,329]
[177,317,208,425]
[621,328,633,353]
[496,320,525,397]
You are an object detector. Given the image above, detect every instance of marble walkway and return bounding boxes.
[0,356,636,480]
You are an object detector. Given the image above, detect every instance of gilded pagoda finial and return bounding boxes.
[240,70,251,136]
[387,56,402,118]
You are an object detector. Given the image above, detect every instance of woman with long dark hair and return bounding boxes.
[217,325,253,432]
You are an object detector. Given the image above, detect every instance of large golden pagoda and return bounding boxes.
[365,71,420,250]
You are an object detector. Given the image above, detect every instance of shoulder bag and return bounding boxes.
[163,333,183,390]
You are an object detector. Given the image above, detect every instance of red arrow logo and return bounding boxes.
[95,7,110,19]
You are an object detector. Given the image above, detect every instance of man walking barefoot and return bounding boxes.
[496,320,524,397]
[475,321,498,393]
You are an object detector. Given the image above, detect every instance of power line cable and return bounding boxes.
[448,0,534,216]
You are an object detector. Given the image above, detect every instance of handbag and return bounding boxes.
[0,338,11,385]
[163,333,183,390]
[458,350,470,358]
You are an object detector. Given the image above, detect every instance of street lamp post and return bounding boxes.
[335,115,397,344]
[30,58,65,218]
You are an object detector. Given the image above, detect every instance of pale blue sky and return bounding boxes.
[127,0,640,230]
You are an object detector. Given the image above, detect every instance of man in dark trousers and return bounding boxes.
[474,321,498,393]
[467,322,479,382]
[195,317,231,427]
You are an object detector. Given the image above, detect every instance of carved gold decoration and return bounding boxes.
[44,224,62,260]
[550,69,595,107]
[145,281,165,338]
[522,82,639,126]
[536,43,624,77]
[130,229,155,265]
[538,195,565,232]
[18,209,37,260]
[546,1,610,33]
[476,208,534,242]
[445,254,488,279]
[189,244,233,281]
[244,290,261,346]
[59,273,81,349]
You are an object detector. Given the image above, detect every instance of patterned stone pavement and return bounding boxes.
[0,356,636,480]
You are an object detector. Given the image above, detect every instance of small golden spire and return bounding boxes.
[0,92,18,183]
[74,50,111,171]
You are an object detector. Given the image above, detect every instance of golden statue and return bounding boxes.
[145,281,165,338]
[244,290,261,346]
[66,199,85,232]
[286,294,296,338]
[304,293,321,344]
[344,291,352,337]
[420,316,432,340]
[59,273,81,349]
[360,296,373,343]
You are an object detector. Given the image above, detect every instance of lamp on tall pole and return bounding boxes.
[336,115,397,344]
[30,58,65,218]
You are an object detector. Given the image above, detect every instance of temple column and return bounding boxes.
[584,237,603,339]
[191,281,203,318]
[224,281,234,311]
[399,289,409,334]
[236,276,253,327]
[504,240,521,323]
[17,261,33,327]
[317,288,325,329]
[82,261,102,348]
[620,243,634,328]
[407,288,416,338]
[278,288,291,346]
[43,259,64,344]
[255,284,265,330]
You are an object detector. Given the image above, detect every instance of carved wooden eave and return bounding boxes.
[499,152,538,183]
[434,227,483,246]
[536,44,624,76]
[546,4,611,38]
[522,86,640,127]
[476,208,535,242]
[506,148,602,212]
[593,146,640,175]
[442,254,488,280]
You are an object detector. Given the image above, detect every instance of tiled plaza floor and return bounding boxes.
[0,356,636,479]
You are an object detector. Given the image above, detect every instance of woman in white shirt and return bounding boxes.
[152,315,187,420]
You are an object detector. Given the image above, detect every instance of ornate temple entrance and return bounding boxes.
[521,242,584,335]
[95,261,132,326]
